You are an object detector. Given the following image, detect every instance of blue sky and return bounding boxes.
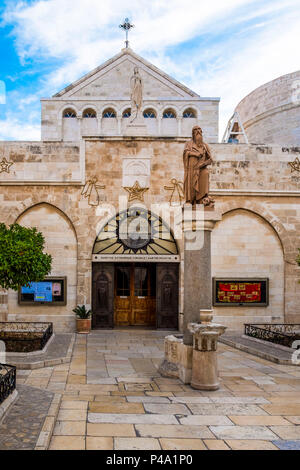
[0,0,299,140]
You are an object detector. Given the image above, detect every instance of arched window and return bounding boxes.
[183,108,196,118]
[122,108,131,118]
[143,109,156,118]
[63,108,77,118]
[93,208,179,256]
[103,108,116,118]
[83,108,97,118]
[163,109,176,119]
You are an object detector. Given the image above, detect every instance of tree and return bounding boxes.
[297,249,300,268]
[0,223,52,291]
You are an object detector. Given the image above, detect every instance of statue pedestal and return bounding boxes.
[124,115,147,136]
[188,311,227,390]
[182,207,222,346]
[159,206,224,387]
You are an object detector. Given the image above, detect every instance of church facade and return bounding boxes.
[0,48,299,332]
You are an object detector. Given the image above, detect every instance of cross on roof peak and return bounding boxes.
[119,18,135,49]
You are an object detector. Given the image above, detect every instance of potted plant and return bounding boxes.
[73,305,92,334]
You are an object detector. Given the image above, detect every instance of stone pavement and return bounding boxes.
[13,330,300,450]
[0,385,54,450]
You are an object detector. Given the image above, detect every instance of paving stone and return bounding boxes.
[87,379,117,384]
[86,437,113,450]
[60,401,88,410]
[87,423,136,437]
[114,438,161,450]
[88,413,179,425]
[93,396,127,403]
[187,404,267,416]
[229,416,291,426]
[89,402,145,414]
[210,426,278,440]
[226,440,278,450]
[284,416,300,424]
[136,424,215,439]
[57,409,87,421]
[125,384,153,391]
[160,438,206,450]
[179,416,233,426]
[261,404,300,415]
[127,397,170,403]
[210,397,269,404]
[272,440,300,450]
[270,426,300,440]
[170,397,212,404]
[204,439,230,450]
[144,403,191,415]
[53,421,86,436]
[49,436,85,450]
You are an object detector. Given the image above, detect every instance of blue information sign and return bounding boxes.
[21,282,53,302]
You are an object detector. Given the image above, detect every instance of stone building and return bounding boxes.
[0,47,299,333]
[235,71,300,146]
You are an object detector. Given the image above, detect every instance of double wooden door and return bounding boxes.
[115,263,156,327]
[92,263,179,329]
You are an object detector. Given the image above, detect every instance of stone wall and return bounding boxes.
[211,209,284,329]
[236,70,300,146]
[41,98,219,142]
[7,203,77,332]
[0,139,299,331]
[0,142,81,184]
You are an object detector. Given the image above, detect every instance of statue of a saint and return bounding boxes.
[130,67,143,122]
[183,126,214,207]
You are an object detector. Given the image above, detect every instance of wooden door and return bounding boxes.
[115,264,156,327]
[114,264,131,326]
[156,263,179,329]
[92,263,114,328]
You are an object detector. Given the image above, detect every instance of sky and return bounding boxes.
[0,0,299,141]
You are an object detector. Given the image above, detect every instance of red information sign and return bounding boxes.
[217,282,261,303]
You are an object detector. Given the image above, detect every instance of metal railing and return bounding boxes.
[0,363,16,405]
[0,322,53,353]
[245,323,300,348]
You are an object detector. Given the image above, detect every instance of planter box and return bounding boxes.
[0,322,53,353]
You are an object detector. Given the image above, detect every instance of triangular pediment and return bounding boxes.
[53,48,199,100]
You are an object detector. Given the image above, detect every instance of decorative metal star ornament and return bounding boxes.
[289,157,300,173]
[123,181,149,203]
[0,157,13,174]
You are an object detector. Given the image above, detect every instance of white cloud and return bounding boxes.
[2,0,300,139]
[0,115,40,141]
[0,81,6,105]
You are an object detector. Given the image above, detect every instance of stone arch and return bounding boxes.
[58,104,80,119]
[100,104,118,116]
[12,200,78,240]
[181,107,198,118]
[93,208,179,258]
[9,202,78,331]
[211,207,285,329]
[218,200,287,255]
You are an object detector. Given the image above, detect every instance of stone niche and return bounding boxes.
[122,157,151,188]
